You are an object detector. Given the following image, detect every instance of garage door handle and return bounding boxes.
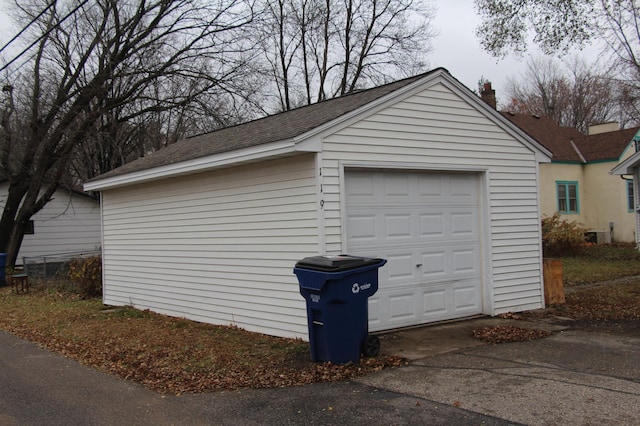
[416,264,422,268]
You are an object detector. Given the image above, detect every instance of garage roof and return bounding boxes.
[88,72,429,183]
[86,68,551,191]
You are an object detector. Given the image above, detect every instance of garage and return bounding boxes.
[86,68,551,339]
[344,169,483,331]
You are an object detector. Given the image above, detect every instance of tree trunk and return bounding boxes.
[5,221,26,267]
[0,183,28,262]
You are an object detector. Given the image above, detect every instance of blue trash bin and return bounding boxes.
[0,253,6,286]
[294,255,387,364]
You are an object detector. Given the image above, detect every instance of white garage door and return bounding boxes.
[345,170,483,331]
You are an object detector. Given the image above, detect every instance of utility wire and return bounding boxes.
[0,0,90,74]
[0,0,57,55]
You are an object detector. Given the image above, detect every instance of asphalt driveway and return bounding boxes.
[1,316,639,425]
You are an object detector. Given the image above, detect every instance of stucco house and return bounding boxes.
[480,83,640,243]
[85,68,552,339]
[0,182,101,264]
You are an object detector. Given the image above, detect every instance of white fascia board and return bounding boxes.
[85,139,300,191]
[610,150,640,175]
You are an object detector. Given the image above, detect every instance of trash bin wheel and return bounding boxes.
[362,334,380,357]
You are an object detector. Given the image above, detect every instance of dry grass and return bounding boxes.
[0,289,405,394]
[562,244,640,286]
[551,280,640,320]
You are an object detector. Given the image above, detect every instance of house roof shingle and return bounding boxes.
[500,112,585,162]
[501,112,639,163]
[574,127,640,162]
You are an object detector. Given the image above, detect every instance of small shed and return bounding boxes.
[0,182,101,264]
[86,69,551,339]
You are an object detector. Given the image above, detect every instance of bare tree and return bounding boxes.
[68,73,261,184]
[474,0,596,58]
[475,0,640,124]
[0,0,255,267]
[505,57,617,132]
[255,0,436,111]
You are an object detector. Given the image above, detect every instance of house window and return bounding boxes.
[628,180,635,212]
[23,220,34,235]
[556,181,579,214]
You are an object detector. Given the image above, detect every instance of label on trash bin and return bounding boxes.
[351,282,371,294]
[311,294,320,303]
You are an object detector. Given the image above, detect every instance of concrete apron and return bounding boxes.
[358,317,640,425]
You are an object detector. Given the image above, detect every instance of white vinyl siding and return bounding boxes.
[0,185,101,263]
[100,154,318,338]
[321,82,544,316]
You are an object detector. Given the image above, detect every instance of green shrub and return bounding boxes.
[68,255,102,298]
[541,213,587,257]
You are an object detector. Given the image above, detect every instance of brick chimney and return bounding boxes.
[480,82,497,109]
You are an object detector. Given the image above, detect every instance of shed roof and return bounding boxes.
[0,180,98,201]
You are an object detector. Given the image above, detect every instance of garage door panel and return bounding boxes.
[420,213,445,236]
[346,173,376,199]
[452,280,482,313]
[368,280,482,330]
[346,209,478,246]
[346,170,483,331]
[346,214,377,241]
[388,293,418,322]
[368,297,382,327]
[384,173,411,198]
[369,245,480,281]
[417,174,444,197]
[385,213,412,239]
[452,247,480,274]
[386,253,415,280]
[423,288,448,316]
[422,251,446,276]
[451,212,476,236]
[450,174,478,200]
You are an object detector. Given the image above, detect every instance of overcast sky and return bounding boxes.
[430,0,600,107]
[430,0,516,95]
[0,0,598,109]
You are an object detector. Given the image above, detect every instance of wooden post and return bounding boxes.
[543,258,565,305]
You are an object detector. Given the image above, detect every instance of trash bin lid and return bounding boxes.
[294,255,383,272]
